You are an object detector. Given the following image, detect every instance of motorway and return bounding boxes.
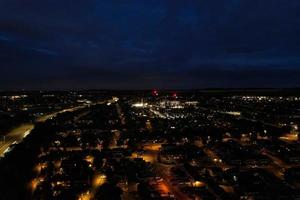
[0,105,86,157]
[0,124,34,157]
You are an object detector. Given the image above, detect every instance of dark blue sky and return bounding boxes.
[0,0,300,90]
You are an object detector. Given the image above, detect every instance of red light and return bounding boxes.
[172,92,177,98]
[152,90,159,96]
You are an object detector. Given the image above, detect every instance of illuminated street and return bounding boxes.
[0,105,87,157]
[2,92,300,200]
[0,124,34,157]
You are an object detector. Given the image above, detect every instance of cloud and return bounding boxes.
[0,0,300,89]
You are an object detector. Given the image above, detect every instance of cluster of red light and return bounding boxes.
[152,90,159,96]
[152,90,178,98]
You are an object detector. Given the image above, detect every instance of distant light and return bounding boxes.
[78,191,91,200]
[233,176,238,182]
[24,130,31,138]
[152,90,159,96]
[132,102,147,108]
[294,125,298,131]
[93,174,107,187]
[226,112,241,116]
[112,97,119,102]
[193,181,205,187]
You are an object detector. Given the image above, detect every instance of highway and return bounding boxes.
[0,124,34,157]
[0,105,86,157]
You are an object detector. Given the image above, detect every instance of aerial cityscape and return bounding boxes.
[1,90,300,200]
[1,0,300,199]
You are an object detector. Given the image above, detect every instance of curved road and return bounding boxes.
[0,106,85,157]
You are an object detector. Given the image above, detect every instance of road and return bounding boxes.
[0,124,34,157]
[136,143,191,200]
[115,103,126,126]
[0,105,86,157]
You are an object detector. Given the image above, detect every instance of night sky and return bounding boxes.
[1,0,300,90]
